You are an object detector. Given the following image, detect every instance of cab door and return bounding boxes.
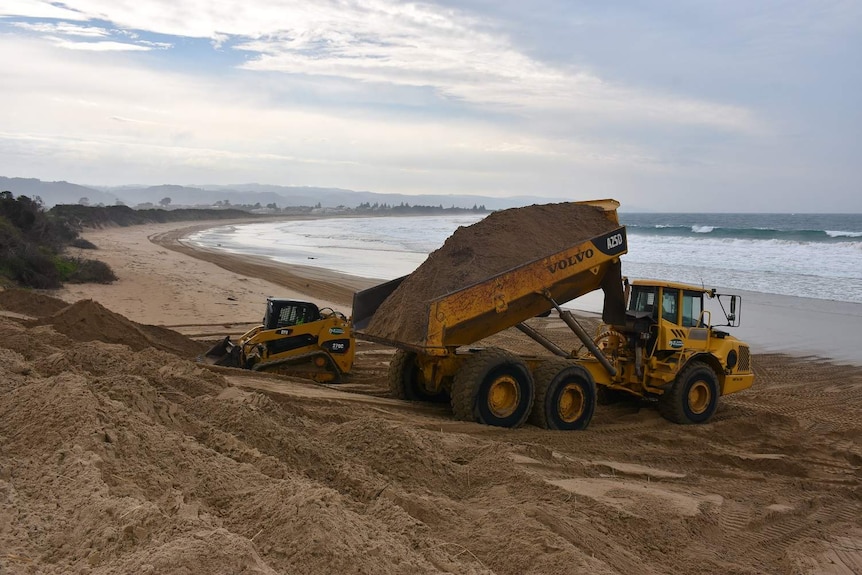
[656,287,682,351]
[680,290,709,351]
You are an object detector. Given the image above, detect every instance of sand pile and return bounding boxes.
[0,320,490,574]
[0,314,602,575]
[366,203,617,343]
[1,305,860,573]
[0,288,70,318]
[29,298,205,358]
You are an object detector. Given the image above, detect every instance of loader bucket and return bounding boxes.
[201,336,243,367]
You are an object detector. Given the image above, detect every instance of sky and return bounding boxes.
[0,1,860,212]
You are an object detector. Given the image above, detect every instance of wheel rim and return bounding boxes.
[487,375,520,418]
[688,380,712,414]
[558,383,585,423]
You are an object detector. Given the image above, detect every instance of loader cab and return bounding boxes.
[264,298,321,330]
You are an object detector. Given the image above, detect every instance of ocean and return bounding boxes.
[187,211,862,305]
[620,212,862,304]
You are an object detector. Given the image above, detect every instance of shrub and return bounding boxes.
[6,245,62,289]
[61,257,118,284]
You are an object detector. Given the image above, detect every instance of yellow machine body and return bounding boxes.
[204,298,354,383]
[353,199,755,429]
[580,279,754,398]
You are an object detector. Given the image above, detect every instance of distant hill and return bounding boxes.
[2,176,566,210]
[0,177,117,207]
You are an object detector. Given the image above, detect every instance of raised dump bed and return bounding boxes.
[352,199,627,354]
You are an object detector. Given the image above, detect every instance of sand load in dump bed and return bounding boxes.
[361,201,624,347]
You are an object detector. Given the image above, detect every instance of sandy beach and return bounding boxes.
[53,220,376,329]
[1,219,860,574]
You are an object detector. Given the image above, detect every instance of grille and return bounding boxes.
[737,345,751,372]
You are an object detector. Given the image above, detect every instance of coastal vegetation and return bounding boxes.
[0,192,118,288]
[49,203,253,228]
[0,193,265,289]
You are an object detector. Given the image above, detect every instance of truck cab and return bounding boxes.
[625,279,742,357]
[600,279,754,421]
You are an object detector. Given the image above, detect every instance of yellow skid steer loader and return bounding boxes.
[203,298,354,383]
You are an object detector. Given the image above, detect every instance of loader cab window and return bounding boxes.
[682,291,704,327]
[265,301,320,330]
[661,288,679,324]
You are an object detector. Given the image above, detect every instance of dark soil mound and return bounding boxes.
[365,202,617,344]
[0,288,71,317]
[30,299,206,358]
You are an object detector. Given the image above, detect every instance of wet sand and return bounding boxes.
[728,289,862,365]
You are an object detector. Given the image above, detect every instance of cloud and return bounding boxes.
[3,2,855,210]
[9,18,172,51]
[48,38,156,51]
[0,33,674,196]
[0,0,87,20]
[231,4,755,132]
[12,22,111,38]
[1,0,757,133]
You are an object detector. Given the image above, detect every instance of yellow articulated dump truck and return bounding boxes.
[352,199,754,430]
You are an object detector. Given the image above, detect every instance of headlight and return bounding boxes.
[726,349,738,370]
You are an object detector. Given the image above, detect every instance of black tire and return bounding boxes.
[387,350,449,402]
[530,360,596,430]
[658,361,719,424]
[451,348,534,428]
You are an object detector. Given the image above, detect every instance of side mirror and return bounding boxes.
[727,295,741,326]
[715,293,741,327]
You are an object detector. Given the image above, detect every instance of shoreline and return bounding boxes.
[153,222,378,306]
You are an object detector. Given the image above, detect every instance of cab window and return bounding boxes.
[661,288,679,323]
[629,286,656,315]
[682,291,703,327]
